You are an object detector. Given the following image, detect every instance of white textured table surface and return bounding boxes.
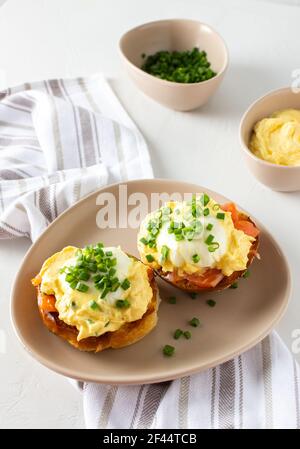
[1,0,300,429]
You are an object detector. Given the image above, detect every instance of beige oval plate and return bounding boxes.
[11,179,291,384]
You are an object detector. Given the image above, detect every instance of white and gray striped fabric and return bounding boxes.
[83,332,300,429]
[2,76,299,429]
[0,74,152,240]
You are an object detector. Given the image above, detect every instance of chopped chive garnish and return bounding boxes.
[168,296,177,304]
[189,292,197,299]
[105,321,110,327]
[93,274,102,282]
[65,273,74,282]
[183,331,191,340]
[101,287,109,298]
[230,282,238,289]
[142,48,216,84]
[206,223,213,231]
[161,245,170,262]
[146,254,155,262]
[174,329,183,340]
[189,317,200,327]
[76,282,89,292]
[61,242,133,299]
[78,271,90,281]
[201,193,210,207]
[121,278,130,290]
[140,237,148,245]
[216,212,225,220]
[163,344,175,357]
[70,280,78,289]
[90,300,100,310]
[243,269,250,278]
[205,234,214,245]
[212,203,220,211]
[208,242,220,252]
[203,208,210,216]
[87,319,94,324]
[206,299,216,307]
[115,299,130,308]
[192,254,200,263]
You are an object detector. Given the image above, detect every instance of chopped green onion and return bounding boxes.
[208,242,220,252]
[201,193,210,207]
[92,274,102,282]
[105,251,113,256]
[206,223,213,231]
[192,254,200,263]
[71,301,76,308]
[140,237,148,245]
[230,282,238,289]
[168,296,177,304]
[173,329,183,340]
[109,268,116,277]
[90,300,100,310]
[243,269,250,279]
[163,344,175,357]
[70,280,78,289]
[121,278,130,290]
[189,317,200,327]
[115,299,130,308]
[146,254,155,262]
[205,234,214,245]
[206,299,216,307]
[212,204,220,211]
[65,273,74,282]
[161,245,170,262]
[189,292,197,299]
[105,321,110,327]
[216,212,225,220]
[142,48,217,84]
[76,282,89,292]
[78,270,90,281]
[111,281,120,292]
[183,331,191,340]
[101,287,109,298]
[87,262,97,273]
[203,208,210,216]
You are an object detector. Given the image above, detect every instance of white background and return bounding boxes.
[0,0,300,429]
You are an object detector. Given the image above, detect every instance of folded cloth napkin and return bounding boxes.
[1,76,299,429]
[0,74,152,240]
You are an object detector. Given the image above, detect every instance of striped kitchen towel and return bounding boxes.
[0,74,152,240]
[83,332,300,429]
[1,76,299,429]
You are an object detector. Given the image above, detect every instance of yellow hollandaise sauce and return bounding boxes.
[250,109,300,166]
[138,195,254,277]
[39,244,153,341]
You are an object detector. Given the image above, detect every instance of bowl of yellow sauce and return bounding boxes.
[240,87,300,191]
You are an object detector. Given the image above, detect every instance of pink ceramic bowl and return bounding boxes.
[240,87,300,192]
[119,19,228,111]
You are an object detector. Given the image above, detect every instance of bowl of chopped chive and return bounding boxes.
[119,19,228,111]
